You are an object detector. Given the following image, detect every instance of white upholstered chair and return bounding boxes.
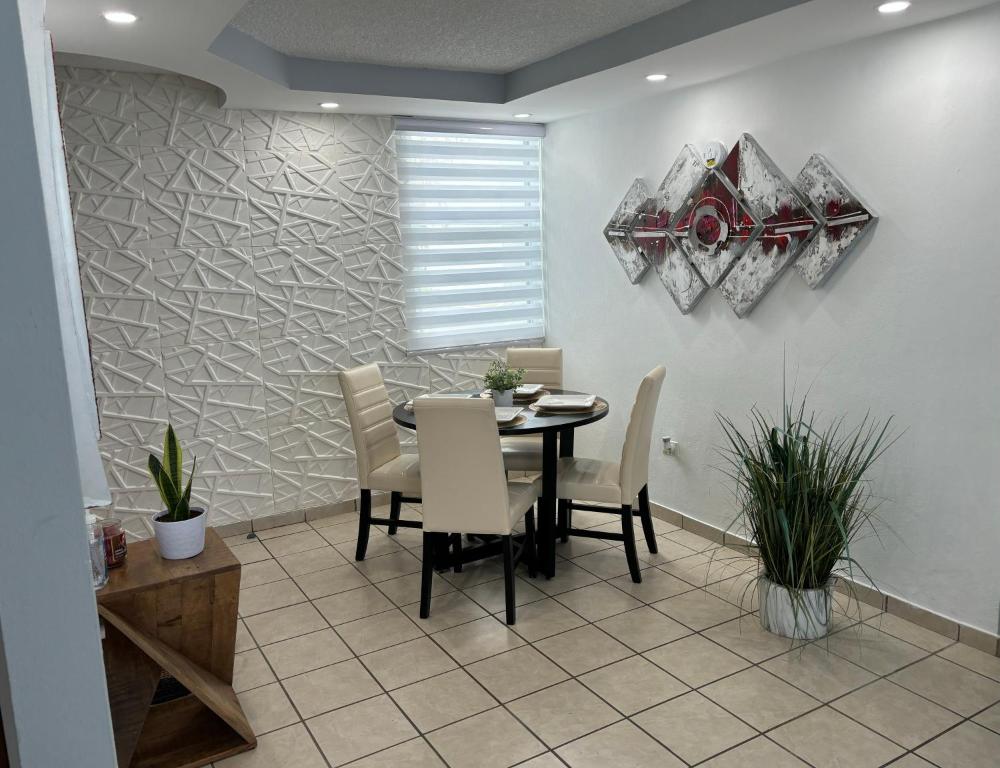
[500,347,562,473]
[556,366,666,583]
[339,363,422,561]
[413,396,538,625]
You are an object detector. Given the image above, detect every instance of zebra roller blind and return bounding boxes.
[397,129,544,352]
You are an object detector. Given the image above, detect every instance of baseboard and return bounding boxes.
[235,489,999,659]
[647,501,1000,658]
[211,499,357,539]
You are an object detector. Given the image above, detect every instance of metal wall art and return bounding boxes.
[603,133,876,316]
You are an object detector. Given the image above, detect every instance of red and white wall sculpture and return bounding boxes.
[603,134,876,316]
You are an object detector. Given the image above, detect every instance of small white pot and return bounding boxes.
[492,389,515,407]
[153,507,207,560]
[758,575,832,640]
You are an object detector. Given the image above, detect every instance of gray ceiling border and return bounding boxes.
[209,0,812,105]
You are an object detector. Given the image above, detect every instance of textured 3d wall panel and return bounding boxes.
[58,67,502,537]
[604,134,876,316]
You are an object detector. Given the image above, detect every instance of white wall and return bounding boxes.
[543,4,1000,634]
[0,1,117,765]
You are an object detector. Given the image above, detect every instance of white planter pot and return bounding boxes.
[153,507,207,560]
[492,389,515,407]
[758,575,832,640]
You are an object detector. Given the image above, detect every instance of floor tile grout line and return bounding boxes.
[231,516,996,766]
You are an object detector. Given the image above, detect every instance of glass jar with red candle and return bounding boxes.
[102,517,127,569]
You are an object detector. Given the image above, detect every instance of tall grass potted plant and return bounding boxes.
[147,424,206,560]
[717,388,894,639]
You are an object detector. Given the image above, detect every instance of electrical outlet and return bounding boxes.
[661,436,677,455]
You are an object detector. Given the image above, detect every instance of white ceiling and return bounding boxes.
[232,0,690,73]
[46,0,1000,123]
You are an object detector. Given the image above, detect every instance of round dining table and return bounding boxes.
[392,389,609,578]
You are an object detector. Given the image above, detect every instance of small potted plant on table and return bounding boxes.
[147,424,206,560]
[717,390,895,640]
[483,361,525,407]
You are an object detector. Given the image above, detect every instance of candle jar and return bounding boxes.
[87,513,108,589]
[102,517,127,569]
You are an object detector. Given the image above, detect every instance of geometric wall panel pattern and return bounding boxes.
[605,133,876,316]
[152,247,259,346]
[57,67,505,536]
[142,146,251,249]
[78,249,159,350]
[161,341,267,437]
[134,72,243,150]
[245,150,341,247]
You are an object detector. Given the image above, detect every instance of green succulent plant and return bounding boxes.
[483,360,525,392]
[147,424,198,523]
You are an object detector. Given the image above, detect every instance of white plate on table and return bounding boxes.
[516,383,545,395]
[404,393,474,411]
[533,394,596,411]
[494,406,524,424]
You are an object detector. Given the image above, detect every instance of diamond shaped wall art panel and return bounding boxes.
[794,154,877,288]
[633,145,710,313]
[603,134,876,316]
[603,178,651,284]
[673,144,763,289]
[718,134,821,317]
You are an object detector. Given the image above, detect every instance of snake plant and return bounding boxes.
[147,424,198,522]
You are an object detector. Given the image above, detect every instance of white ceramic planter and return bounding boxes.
[153,507,207,560]
[758,575,832,640]
[492,389,515,407]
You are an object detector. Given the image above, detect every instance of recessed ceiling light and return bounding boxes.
[513,113,532,119]
[318,102,339,109]
[102,10,137,24]
[646,73,669,82]
[877,1,911,13]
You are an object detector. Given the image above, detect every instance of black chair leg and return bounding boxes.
[621,504,642,583]
[502,534,517,625]
[420,532,436,619]
[524,507,537,578]
[557,498,569,543]
[450,533,463,573]
[638,485,658,554]
[388,491,402,535]
[355,489,372,561]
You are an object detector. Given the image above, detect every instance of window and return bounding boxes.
[397,127,544,352]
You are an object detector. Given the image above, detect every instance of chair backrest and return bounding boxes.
[618,366,667,504]
[412,397,512,535]
[506,347,563,388]
[339,363,401,488]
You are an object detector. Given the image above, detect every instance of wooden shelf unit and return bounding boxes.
[97,528,255,768]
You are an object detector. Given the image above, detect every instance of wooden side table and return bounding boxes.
[97,528,255,768]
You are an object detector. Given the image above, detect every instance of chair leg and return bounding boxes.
[621,504,642,583]
[355,489,372,561]
[638,485,658,554]
[388,491,402,536]
[557,499,569,543]
[524,507,537,579]
[450,533,463,573]
[502,535,517,625]
[420,532,435,619]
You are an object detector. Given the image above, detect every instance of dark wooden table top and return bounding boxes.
[392,388,609,436]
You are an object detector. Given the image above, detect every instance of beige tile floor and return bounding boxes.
[213,505,1000,768]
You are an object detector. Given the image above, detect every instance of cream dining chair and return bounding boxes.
[556,366,666,583]
[339,363,422,560]
[500,347,562,473]
[413,396,538,625]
